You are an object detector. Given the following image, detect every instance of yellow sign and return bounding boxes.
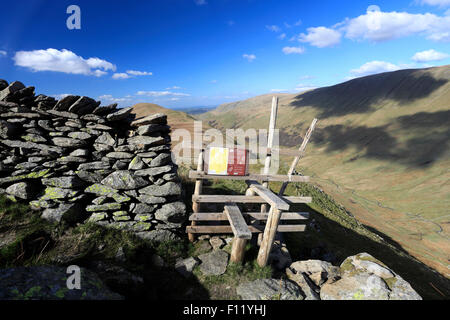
[207,147,229,175]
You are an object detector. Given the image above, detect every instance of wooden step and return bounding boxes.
[224,204,252,239]
[186,224,306,234]
[192,195,312,204]
[189,171,310,183]
[248,181,290,210]
[189,212,310,221]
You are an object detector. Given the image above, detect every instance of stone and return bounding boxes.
[92,196,108,205]
[92,103,117,116]
[88,212,108,222]
[0,81,25,101]
[112,160,128,170]
[137,195,166,204]
[128,156,145,170]
[94,143,113,152]
[5,182,34,200]
[46,109,79,119]
[286,269,320,300]
[320,273,390,300]
[70,149,89,157]
[175,257,199,278]
[84,183,118,196]
[132,203,156,214]
[68,96,99,114]
[198,250,229,276]
[132,222,152,231]
[149,153,171,167]
[137,124,170,135]
[139,182,181,196]
[52,137,86,148]
[86,123,112,131]
[154,201,186,222]
[21,134,47,143]
[86,203,122,212]
[106,106,133,121]
[57,156,87,164]
[130,113,167,127]
[53,95,80,111]
[76,170,109,183]
[388,275,422,300]
[209,236,225,250]
[0,266,122,300]
[237,279,305,300]
[95,132,115,146]
[68,131,92,140]
[288,260,341,286]
[41,203,84,224]
[127,136,165,147]
[136,151,157,158]
[40,187,79,200]
[101,171,149,190]
[106,152,133,159]
[77,162,111,171]
[134,165,172,177]
[41,176,84,189]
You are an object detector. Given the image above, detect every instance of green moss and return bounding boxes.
[24,286,42,298]
[384,277,398,290]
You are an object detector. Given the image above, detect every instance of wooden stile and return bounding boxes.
[188,150,204,242]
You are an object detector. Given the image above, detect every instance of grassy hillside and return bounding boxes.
[198,65,450,277]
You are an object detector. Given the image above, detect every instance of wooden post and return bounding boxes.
[257,206,282,267]
[261,96,278,214]
[224,204,252,263]
[188,150,204,242]
[231,238,248,263]
[278,118,318,196]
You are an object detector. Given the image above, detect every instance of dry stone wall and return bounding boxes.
[0,79,186,242]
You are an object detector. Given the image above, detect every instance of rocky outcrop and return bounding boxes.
[0,79,186,238]
[236,279,304,300]
[285,253,422,300]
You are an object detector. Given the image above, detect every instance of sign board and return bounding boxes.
[206,147,249,176]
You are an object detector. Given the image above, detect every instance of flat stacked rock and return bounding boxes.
[0,79,186,240]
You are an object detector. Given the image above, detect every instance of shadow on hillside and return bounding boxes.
[285,204,450,300]
[289,70,448,118]
[295,110,450,167]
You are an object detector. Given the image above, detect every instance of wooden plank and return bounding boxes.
[224,204,251,239]
[248,181,290,211]
[189,212,309,221]
[186,224,306,234]
[261,96,278,214]
[230,238,248,263]
[279,118,318,196]
[192,195,312,204]
[188,150,204,242]
[188,171,310,183]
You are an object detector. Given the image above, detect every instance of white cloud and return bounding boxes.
[194,0,207,5]
[137,91,190,97]
[299,27,342,48]
[266,25,281,32]
[0,50,6,57]
[13,48,116,76]
[210,80,218,84]
[126,70,152,76]
[112,70,152,80]
[349,61,401,78]
[51,93,72,100]
[166,86,182,90]
[112,73,131,80]
[342,8,450,42]
[243,54,256,62]
[412,49,449,62]
[418,0,450,7]
[278,33,287,40]
[99,94,133,104]
[282,46,306,54]
[270,89,288,93]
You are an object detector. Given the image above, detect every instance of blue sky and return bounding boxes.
[0,0,449,109]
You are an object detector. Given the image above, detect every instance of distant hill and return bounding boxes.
[199,65,450,276]
[173,106,217,115]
